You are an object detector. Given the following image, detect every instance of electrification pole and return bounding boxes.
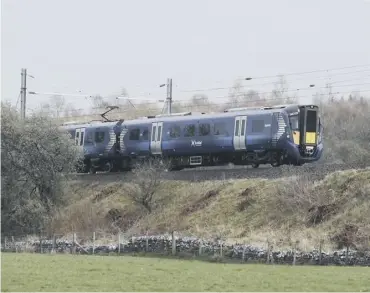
[160,78,173,114]
[166,78,172,114]
[20,68,27,120]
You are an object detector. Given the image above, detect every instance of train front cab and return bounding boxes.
[287,105,323,164]
[72,124,121,173]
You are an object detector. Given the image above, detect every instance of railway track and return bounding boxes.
[66,163,369,183]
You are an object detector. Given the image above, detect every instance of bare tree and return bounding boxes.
[120,87,129,97]
[228,79,244,108]
[191,94,209,105]
[318,97,370,164]
[187,94,210,112]
[125,159,167,213]
[49,95,66,118]
[63,102,83,117]
[91,94,109,114]
[1,102,81,235]
[272,75,288,99]
[238,89,263,107]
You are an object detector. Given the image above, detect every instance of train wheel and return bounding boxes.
[103,162,113,172]
[251,163,259,168]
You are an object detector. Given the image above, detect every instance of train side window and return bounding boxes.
[75,132,80,145]
[169,125,181,138]
[142,128,149,141]
[85,132,94,144]
[152,126,156,141]
[184,124,196,137]
[213,122,228,136]
[234,120,240,136]
[95,131,105,143]
[240,119,246,136]
[252,120,265,133]
[129,128,140,140]
[289,115,299,131]
[157,125,162,141]
[199,123,210,136]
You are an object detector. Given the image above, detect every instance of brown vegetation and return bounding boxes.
[50,168,370,252]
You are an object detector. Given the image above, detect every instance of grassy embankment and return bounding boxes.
[51,168,370,251]
[2,253,370,291]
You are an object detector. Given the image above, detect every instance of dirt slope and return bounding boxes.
[52,168,370,252]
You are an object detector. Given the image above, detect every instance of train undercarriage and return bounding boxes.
[76,148,308,174]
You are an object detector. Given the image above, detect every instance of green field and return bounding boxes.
[1,253,370,292]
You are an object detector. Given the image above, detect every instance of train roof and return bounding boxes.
[58,104,318,130]
[121,104,305,125]
[59,120,121,130]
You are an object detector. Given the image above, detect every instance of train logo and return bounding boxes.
[191,140,203,147]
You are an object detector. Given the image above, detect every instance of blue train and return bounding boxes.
[60,104,324,173]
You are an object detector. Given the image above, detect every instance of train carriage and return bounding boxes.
[60,103,323,173]
[116,104,323,170]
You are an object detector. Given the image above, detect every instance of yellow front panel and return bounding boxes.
[305,132,316,144]
[292,131,300,145]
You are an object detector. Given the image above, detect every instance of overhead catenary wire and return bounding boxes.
[234,64,370,80]
[179,69,370,93]
[27,64,370,100]
[30,81,370,112]
[26,88,370,117]
[23,63,370,117]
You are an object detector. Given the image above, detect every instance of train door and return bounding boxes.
[75,127,86,148]
[150,122,163,155]
[233,116,247,150]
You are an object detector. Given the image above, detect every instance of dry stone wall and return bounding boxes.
[2,234,370,266]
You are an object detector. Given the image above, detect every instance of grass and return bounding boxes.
[2,253,370,292]
[55,168,370,251]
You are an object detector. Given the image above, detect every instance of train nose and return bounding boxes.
[304,146,315,155]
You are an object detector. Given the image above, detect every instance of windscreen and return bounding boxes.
[306,110,317,132]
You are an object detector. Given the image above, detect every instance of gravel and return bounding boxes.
[68,163,370,182]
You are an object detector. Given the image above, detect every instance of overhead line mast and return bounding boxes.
[160,78,173,114]
[20,68,27,120]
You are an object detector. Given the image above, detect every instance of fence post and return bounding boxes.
[72,233,76,254]
[121,234,125,252]
[92,232,95,255]
[4,236,8,252]
[39,235,43,254]
[52,235,56,253]
[319,239,323,265]
[266,240,270,264]
[242,246,246,263]
[171,231,176,256]
[145,231,149,252]
[270,243,274,264]
[220,241,223,257]
[293,242,297,266]
[11,236,15,253]
[346,244,349,265]
[198,240,202,256]
[118,233,121,254]
[12,236,19,253]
